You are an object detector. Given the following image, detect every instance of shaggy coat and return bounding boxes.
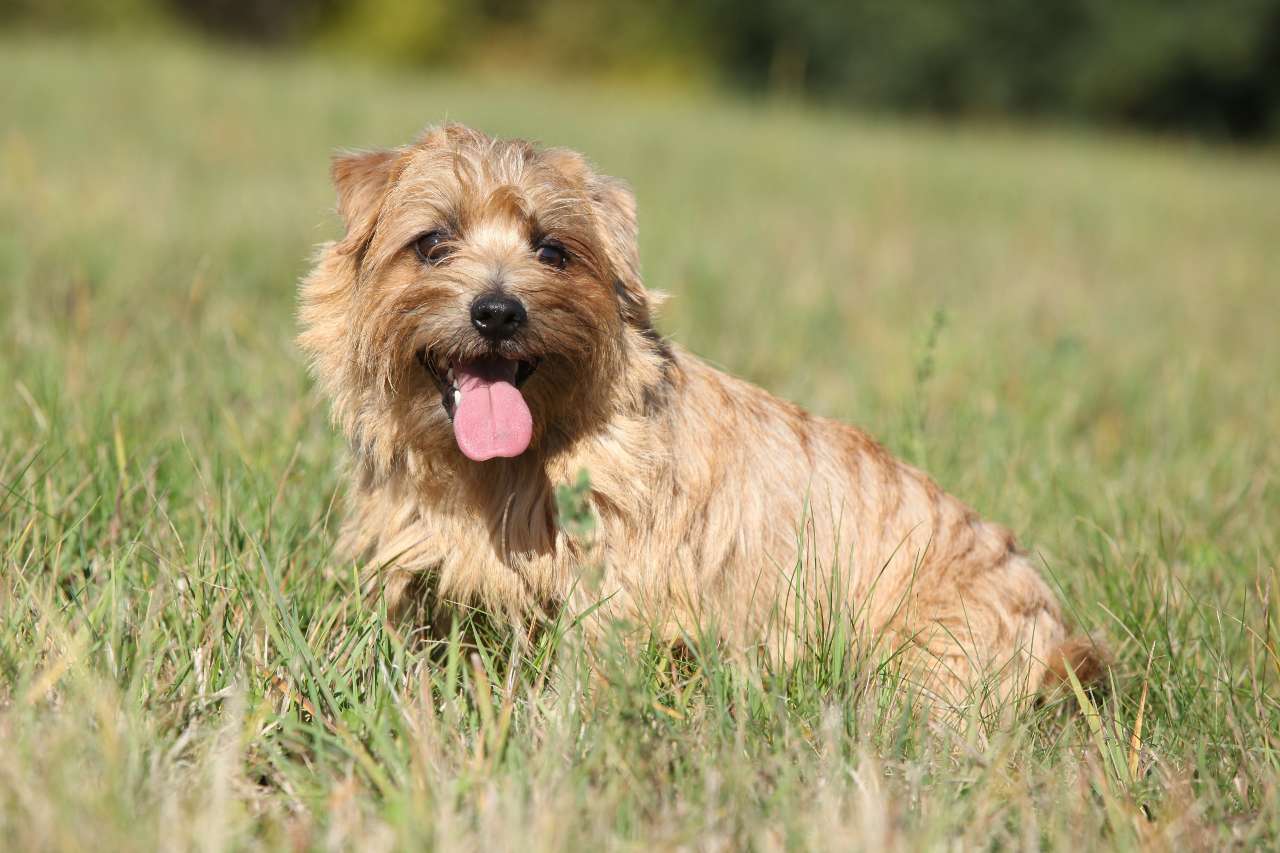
[299,124,1105,708]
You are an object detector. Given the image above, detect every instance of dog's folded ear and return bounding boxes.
[589,176,639,282]
[331,148,399,254]
[590,175,654,328]
[545,148,653,328]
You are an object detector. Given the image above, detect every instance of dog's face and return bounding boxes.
[301,125,652,466]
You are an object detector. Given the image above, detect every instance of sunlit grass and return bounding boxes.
[1,34,1278,850]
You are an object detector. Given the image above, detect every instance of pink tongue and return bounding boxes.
[451,358,533,461]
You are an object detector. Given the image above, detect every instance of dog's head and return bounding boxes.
[300,124,661,471]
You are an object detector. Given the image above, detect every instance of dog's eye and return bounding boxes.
[535,241,568,270]
[413,230,453,265]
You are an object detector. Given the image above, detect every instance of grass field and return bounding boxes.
[2,34,1279,850]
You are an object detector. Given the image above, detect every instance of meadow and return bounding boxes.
[1,35,1278,850]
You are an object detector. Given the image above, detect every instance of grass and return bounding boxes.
[2,33,1279,850]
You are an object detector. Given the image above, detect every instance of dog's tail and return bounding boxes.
[1042,634,1113,695]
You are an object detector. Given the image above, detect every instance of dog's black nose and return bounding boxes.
[470,293,527,341]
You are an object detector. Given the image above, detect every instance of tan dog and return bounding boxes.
[299,124,1105,709]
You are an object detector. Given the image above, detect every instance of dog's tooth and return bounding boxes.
[453,389,461,406]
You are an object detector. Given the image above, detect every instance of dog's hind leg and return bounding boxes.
[889,552,1107,719]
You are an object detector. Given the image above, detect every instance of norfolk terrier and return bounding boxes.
[299,124,1105,709]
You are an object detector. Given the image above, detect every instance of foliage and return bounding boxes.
[699,0,1280,137]
[5,0,1279,137]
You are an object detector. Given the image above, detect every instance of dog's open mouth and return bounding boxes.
[418,350,540,461]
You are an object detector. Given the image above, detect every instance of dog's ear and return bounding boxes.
[545,148,652,328]
[590,175,655,328]
[331,148,399,253]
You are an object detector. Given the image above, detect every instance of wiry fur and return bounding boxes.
[299,124,1107,710]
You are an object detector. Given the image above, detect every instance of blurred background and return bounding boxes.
[7,0,1280,140]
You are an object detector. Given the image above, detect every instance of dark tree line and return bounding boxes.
[9,0,1280,139]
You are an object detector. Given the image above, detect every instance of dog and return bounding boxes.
[299,123,1106,710]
